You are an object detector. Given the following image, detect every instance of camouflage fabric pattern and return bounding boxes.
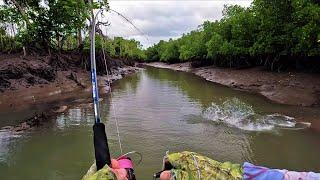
[167,151,243,180]
[82,151,243,180]
[82,163,116,180]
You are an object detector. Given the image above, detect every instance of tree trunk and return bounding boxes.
[77,29,82,47]
[56,33,61,49]
[10,0,30,27]
[23,47,26,56]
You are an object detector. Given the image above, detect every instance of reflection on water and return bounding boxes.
[56,108,94,129]
[0,130,22,163]
[0,67,320,179]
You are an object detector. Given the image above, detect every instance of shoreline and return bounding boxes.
[146,62,320,107]
[0,54,142,133]
[0,67,141,133]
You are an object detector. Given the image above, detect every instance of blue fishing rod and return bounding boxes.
[90,8,111,170]
[90,8,139,179]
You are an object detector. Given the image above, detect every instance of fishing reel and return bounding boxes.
[153,159,174,179]
[116,151,142,180]
[93,122,143,180]
[153,151,173,180]
[116,156,136,180]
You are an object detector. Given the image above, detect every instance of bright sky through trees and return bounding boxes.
[106,0,252,47]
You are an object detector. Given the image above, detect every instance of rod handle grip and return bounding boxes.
[93,122,111,170]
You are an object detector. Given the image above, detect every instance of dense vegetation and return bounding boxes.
[1,0,319,71]
[0,0,145,61]
[146,0,320,72]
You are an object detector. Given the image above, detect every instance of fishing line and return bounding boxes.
[96,9,145,165]
[101,39,123,155]
[101,40,143,166]
[117,151,143,166]
[108,9,150,43]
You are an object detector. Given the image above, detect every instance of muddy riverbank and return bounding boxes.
[146,62,320,107]
[0,54,141,132]
[1,61,320,179]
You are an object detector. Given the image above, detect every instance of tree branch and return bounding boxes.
[8,0,30,27]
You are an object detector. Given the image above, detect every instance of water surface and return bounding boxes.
[1,67,320,179]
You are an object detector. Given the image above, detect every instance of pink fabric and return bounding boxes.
[283,170,308,180]
[279,170,320,180]
[243,162,320,180]
[117,158,134,169]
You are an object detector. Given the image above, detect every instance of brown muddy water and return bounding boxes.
[0,67,320,179]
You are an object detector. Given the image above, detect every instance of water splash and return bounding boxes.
[202,98,299,131]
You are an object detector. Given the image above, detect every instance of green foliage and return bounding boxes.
[0,0,145,61]
[0,28,22,53]
[83,35,145,61]
[291,0,320,56]
[179,31,207,61]
[145,44,160,62]
[145,0,320,71]
[159,40,180,63]
[0,0,101,50]
[206,33,223,59]
[112,37,145,61]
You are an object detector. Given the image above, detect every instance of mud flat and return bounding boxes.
[146,62,320,107]
[0,54,141,132]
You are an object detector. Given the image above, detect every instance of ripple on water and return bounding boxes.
[0,130,23,163]
[202,98,304,131]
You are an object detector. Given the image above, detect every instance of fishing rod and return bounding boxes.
[90,8,111,170]
[90,8,138,180]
